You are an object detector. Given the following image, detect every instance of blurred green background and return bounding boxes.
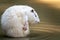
[0,0,60,40]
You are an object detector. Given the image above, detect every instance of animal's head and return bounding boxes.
[11,5,40,24]
[22,5,40,24]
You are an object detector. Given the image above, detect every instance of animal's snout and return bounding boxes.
[37,21,40,23]
[35,19,40,23]
[37,21,40,24]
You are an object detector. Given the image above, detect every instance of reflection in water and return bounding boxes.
[0,20,60,40]
[0,37,29,40]
[0,23,60,40]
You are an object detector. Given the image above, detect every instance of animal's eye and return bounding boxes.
[31,9,37,17]
[31,9,34,12]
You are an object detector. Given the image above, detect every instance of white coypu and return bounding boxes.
[1,5,40,37]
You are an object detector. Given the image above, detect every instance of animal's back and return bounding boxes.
[1,5,29,37]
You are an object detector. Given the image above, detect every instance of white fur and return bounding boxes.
[1,5,40,37]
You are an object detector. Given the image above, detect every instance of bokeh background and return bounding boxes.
[0,0,60,40]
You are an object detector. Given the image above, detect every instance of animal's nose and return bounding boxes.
[38,22,40,23]
[35,21,40,23]
[37,20,40,23]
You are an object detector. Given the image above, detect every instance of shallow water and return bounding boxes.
[0,22,60,40]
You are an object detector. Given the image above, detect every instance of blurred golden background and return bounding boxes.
[0,0,60,40]
[0,0,60,25]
